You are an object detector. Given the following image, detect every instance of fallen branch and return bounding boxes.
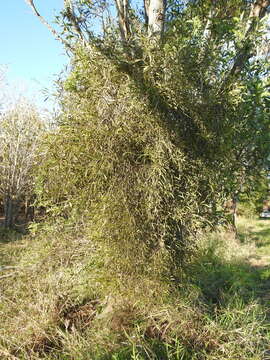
[0,266,20,271]
[0,273,15,280]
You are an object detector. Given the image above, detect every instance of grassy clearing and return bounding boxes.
[1,217,270,359]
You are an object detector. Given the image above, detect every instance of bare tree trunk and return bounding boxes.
[202,7,215,42]
[115,0,131,42]
[24,196,29,220]
[224,196,238,234]
[4,195,13,229]
[231,194,238,234]
[115,0,166,42]
[250,0,270,19]
[24,196,35,222]
[147,0,166,38]
[144,0,150,26]
[3,196,21,229]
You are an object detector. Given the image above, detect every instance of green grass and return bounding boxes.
[1,217,270,359]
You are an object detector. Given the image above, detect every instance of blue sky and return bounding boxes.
[0,0,68,109]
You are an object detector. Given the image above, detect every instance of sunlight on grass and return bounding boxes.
[238,216,270,242]
[1,218,270,359]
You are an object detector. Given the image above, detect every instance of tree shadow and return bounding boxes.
[0,227,24,245]
[238,221,270,249]
[188,252,270,312]
[253,227,270,248]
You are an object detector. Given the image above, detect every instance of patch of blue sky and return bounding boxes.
[0,0,68,111]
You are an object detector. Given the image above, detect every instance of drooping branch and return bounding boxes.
[63,0,87,44]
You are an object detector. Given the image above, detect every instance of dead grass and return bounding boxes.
[0,217,270,359]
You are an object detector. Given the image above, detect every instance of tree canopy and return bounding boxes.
[26,0,270,268]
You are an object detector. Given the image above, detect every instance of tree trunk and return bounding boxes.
[64,0,85,43]
[3,196,20,229]
[231,194,238,234]
[4,195,14,229]
[25,196,35,222]
[147,0,166,37]
[115,0,131,42]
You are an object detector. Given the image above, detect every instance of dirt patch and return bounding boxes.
[54,298,99,332]
[28,334,62,356]
[17,299,100,358]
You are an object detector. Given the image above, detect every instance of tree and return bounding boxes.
[26,0,270,269]
[0,99,44,228]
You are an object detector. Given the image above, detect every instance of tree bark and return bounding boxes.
[4,196,13,229]
[147,0,166,38]
[231,194,238,234]
[115,0,131,42]
[221,0,270,90]
[144,0,150,26]
[250,0,270,19]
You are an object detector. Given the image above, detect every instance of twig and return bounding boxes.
[0,266,20,271]
[0,273,16,280]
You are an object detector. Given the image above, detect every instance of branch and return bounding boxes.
[144,0,150,26]
[64,0,88,44]
[0,265,20,270]
[201,2,218,43]
[25,0,74,52]
[221,0,270,91]
[0,273,15,280]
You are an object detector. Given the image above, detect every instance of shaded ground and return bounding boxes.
[0,214,29,234]
[234,217,270,304]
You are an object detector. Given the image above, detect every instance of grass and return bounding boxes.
[1,216,270,359]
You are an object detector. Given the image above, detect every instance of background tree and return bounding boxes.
[0,99,44,228]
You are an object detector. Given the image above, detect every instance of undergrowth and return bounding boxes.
[1,217,270,359]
